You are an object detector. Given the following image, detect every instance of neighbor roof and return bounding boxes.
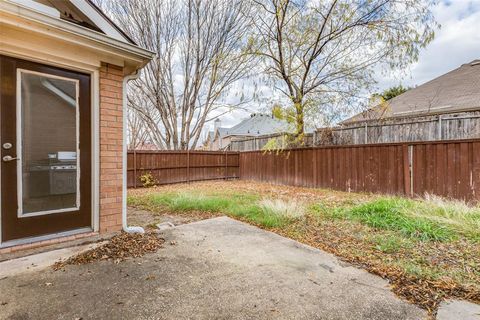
[342,60,480,124]
[216,113,291,139]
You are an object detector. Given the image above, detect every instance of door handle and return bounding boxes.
[2,155,19,162]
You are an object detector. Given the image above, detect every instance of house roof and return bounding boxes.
[342,60,480,124]
[18,0,135,44]
[215,113,291,139]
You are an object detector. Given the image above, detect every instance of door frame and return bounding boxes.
[0,54,100,248]
[15,68,82,218]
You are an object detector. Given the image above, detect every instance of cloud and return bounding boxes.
[377,0,480,89]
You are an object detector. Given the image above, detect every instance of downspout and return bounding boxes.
[122,70,144,233]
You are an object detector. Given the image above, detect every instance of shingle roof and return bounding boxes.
[216,114,291,138]
[342,60,480,124]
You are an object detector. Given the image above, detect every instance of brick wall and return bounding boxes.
[99,63,124,232]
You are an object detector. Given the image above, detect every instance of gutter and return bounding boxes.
[122,71,144,234]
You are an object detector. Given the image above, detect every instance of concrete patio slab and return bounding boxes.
[437,300,480,320]
[0,242,103,278]
[0,216,427,320]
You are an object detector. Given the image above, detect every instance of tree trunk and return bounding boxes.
[294,100,305,142]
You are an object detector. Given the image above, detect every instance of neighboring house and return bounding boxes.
[316,60,480,145]
[0,0,154,251]
[205,114,290,150]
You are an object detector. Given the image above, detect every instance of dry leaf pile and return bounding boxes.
[53,232,164,271]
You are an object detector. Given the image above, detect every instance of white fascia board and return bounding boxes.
[10,0,60,17]
[70,0,127,43]
[1,0,154,69]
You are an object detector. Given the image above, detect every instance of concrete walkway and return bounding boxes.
[0,217,430,319]
[0,242,103,278]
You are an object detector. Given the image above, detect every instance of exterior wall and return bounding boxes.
[99,63,124,233]
[221,136,234,150]
[209,136,231,151]
[0,4,152,252]
[210,136,246,151]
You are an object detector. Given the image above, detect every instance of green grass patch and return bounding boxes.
[345,198,456,241]
[314,196,480,242]
[415,194,480,242]
[128,192,302,228]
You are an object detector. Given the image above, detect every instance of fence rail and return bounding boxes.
[127,150,240,188]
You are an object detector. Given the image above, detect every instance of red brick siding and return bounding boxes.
[99,63,124,233]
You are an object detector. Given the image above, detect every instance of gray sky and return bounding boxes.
[210,0,480,131]
[377,0,480,90]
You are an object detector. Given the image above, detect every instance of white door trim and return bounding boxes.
[15,69,81,218]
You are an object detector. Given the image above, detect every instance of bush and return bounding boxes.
[139,172,158,188]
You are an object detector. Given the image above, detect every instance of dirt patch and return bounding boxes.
[52,232,164,271]
[128,207,216,229]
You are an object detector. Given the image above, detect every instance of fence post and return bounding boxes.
[312,148,318,187]
[364,123,368,144]
[438,115,442,140]
[403,144,414,196]
[133,149,137,188]
[187,150,190,184]
[409,145,414,196]
[403,145,410,196]
[225,151,228,180]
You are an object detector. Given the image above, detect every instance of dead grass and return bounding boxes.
[128,180,480,316]
[128,180,366,206]
[258,198,306,219]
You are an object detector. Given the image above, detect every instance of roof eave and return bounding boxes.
[1,0,154,73]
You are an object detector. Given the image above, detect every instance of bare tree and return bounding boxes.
[127,108,150,149]
[99,0,255,150]
[249,0,438,140]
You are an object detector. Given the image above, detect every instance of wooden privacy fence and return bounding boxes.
[127,150,240,188]
[239,139,480,201]
[128,139,480,201]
